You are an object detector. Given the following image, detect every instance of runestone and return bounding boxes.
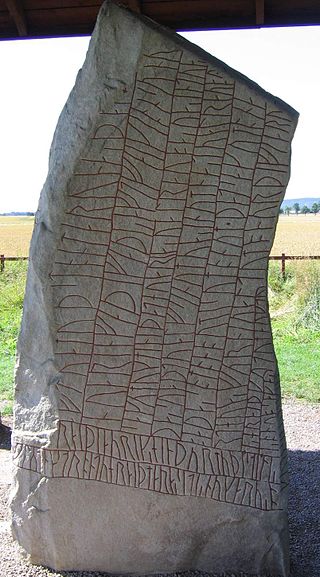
[11,2,298,575]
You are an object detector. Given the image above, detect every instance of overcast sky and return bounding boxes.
[0,25,319,213]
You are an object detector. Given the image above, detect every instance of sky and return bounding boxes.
[0,25,319,212]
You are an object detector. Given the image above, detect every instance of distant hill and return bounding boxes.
[1,201,319,215]
[281,198,320,210]
[0,211,35,216]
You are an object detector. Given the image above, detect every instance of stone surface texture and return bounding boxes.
[11,2,298,575]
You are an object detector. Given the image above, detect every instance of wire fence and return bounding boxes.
[269,254,320,278]
[2,253,320,279]
[0,255,28,272]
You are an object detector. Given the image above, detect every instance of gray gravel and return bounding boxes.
[0,399,319,577]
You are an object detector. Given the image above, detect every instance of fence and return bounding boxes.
[0,255,28,272]
[1,253,320,279]
[269,254,320,279]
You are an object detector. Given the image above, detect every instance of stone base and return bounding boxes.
[11,468,289,576]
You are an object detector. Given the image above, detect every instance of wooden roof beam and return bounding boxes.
[256,0,265,26]
[5,0,28,37]
[126,0,142,14]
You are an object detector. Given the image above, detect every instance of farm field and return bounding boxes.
[271,214,320,256]
[1,214,320,258]
[0,216,34,256]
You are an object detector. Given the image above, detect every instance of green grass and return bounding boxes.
[0,261,28,415]
[272,318,320,402]
[268,260,320,402]
[0,260,319,417]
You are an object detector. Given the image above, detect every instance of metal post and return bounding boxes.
[281,253,286,280]
[0,254,4,272]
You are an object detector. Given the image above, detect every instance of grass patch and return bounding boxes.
[272,317,320,402]
[0,261,28,415]
[269,260,320,402]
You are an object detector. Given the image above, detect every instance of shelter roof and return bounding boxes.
[1,0,320,40]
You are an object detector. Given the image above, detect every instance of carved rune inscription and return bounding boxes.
[16,48,292,510]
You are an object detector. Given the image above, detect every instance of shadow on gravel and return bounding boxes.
[288,449,320,577]
[0,420,11,450]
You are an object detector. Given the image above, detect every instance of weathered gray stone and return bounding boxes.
[11,2,298,575]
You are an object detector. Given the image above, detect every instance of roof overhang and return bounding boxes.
[1,0,320,41]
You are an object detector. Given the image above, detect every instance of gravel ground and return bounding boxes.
[0,399,319,577]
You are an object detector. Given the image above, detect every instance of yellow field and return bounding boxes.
[0,216,34,257]
[0,214,319,258]
[271,214,320,256]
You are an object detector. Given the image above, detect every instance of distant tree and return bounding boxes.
[301,205,310,215]
[311,202,319,215]
[284,205,291,216]
[279,207,284,215]
[293,202,300,214]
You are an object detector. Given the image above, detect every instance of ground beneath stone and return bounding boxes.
[0,400,319,577]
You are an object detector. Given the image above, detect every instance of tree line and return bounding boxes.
[280,202,320,215]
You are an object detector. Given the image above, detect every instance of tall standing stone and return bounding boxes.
[11,2,298,575]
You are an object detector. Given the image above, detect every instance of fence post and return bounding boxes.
[281,253,286,280]
[0,255,4,272]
